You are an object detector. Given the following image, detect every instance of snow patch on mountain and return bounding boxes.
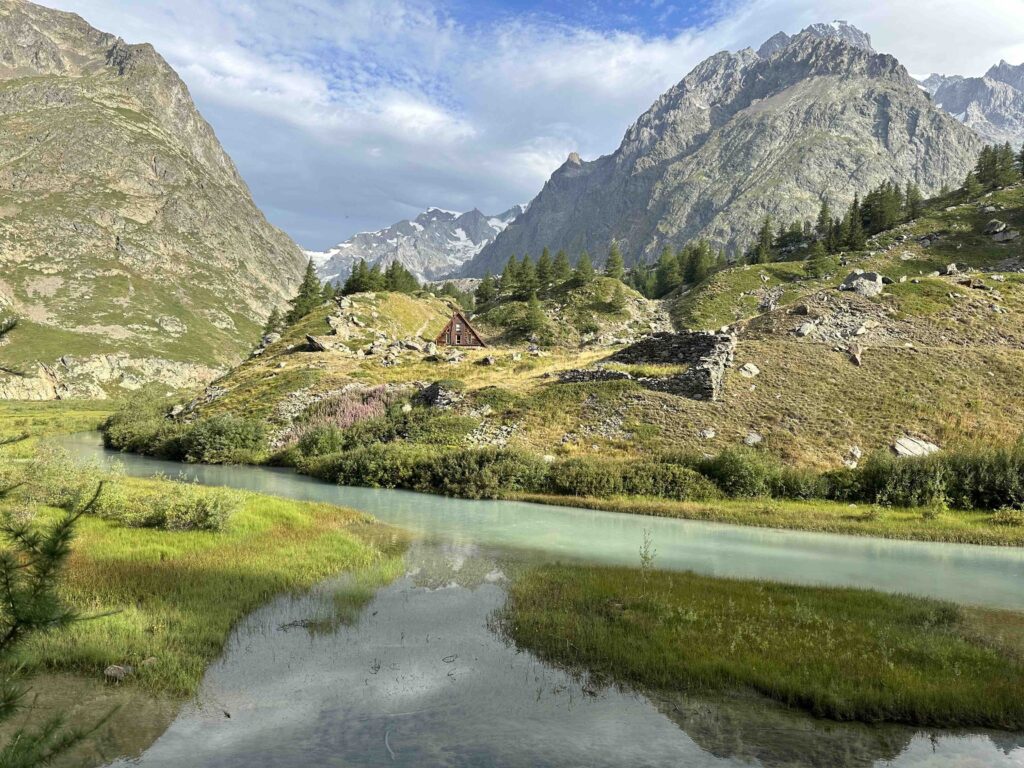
[308,204,527,284]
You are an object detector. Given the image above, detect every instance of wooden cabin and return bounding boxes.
[436,310,486,348]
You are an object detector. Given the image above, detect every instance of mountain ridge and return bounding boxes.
[462,22,980,275]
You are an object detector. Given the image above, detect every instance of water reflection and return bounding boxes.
[105,543,1023,768]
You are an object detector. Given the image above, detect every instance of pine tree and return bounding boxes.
[963,170,983,198]
[845,196,866,250]
[1017,145,1024,179]
[610,281,627,312]
[552,250,572,282]
[0,482,108,764]
[287,259,324,322]
[536,248,553,287]
[815,199,832,240]
[573,251,595,284]
[627,263,655,298]
[475,273,497,305]
[519,255,539,297]
[685,240,714,284]
[604,242,625,280]
[262,308,283,337]
[383,261,420,293]
[654,246,681,297]
[501,255,520,296]
[904,182,924,220]
[752,216,774,264]
[523,290,546,335]
[994,142,1018,187]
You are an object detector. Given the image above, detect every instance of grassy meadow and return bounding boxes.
[501,563,1024,729]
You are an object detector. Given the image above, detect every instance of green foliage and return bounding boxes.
[474,273,497,305]
[0,483,106,764]
[261,307,284,337]
[974,143,1018,190]
[694,447,782,498]
[604,242,625,280]
[552,250,572,282]
[93,477,239,532]
[751,216,774,264]
[503,565,1024,728]
[101,387,185,457]
[179,415,267,464]
[573,251,595,284]
[547,457,721,501]
[536,248,553,286]
[286,259,325,324]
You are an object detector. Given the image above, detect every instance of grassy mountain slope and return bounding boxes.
[163,184,1024,473]
[0,1,305,398]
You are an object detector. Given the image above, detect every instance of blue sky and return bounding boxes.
[47,0,1024,249]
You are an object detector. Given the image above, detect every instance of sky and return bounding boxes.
[47,0,1024,249]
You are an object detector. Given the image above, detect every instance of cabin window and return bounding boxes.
[455,323,462,332]
[456,334,462,344]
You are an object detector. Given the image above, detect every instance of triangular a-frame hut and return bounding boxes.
[435,310,486,348]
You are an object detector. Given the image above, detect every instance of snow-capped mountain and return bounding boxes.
[309,205,526,285]
[922,61,1024,147]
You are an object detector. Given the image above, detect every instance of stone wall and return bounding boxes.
[557,331,736,402]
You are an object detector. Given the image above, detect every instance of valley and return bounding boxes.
[0,1,1023,766]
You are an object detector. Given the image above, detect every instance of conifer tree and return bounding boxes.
[475,273,497,305]
[752,216,774,264]
[604,242,625,280]
[610,281,627,312]
[654,246,681,297]
[904,182,924,220]
[287,259,324,322]
[262,308,283,337]
[501,255,520,296]
[552,250,572,282]
[1017,145,1024,179]
[845,196,867,250]
[536,248,553,287]
[523,290,546,334]
[815,199,832,241]
[573,251,595,284]
[519,255,539,297]
[963,171,983,198]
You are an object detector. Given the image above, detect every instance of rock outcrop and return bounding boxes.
[922,61,1024,147]
[464,22,980,274]
[0,0,306,398]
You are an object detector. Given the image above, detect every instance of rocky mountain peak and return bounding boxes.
[986,60,1024,91]
[462,21,978,276]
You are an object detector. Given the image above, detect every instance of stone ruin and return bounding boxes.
[558,331,736,401]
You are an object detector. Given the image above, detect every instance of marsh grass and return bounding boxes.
[3,477,404,697]
[502,565,1024,728]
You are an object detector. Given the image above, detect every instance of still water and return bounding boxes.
[62,435,1024,767]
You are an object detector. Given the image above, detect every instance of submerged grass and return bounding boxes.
[512,493,1024,546]
[7,477,405,697]
[502,564,1024,729]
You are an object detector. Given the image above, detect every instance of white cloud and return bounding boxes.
[44,0,1024,248]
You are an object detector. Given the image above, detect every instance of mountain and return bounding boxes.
[922,61,1024,147]
[0,0,306,399]
[310,205,526,285]
[463,22,980,275]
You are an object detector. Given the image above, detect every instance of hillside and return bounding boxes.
[464,22,979,274]
[152,183,1024,473]
[0,0,306,399]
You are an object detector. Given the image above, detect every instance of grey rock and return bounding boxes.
[796,321,816,337]
[744,432,763,447]
[985,219,1008,235]
[463,26,979,275]
[993,230,1021,242]
[739,362,760,378]
[840,271,885,298]
[922,62,1024,147]
[699,427,717,440]
[892,436,941,457]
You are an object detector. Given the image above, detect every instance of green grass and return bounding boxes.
[5,477,404,697]
[513,493,1024,546]
[502,564,1024,728]
[0,401,113,457]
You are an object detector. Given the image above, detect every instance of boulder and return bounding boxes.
[306,335,328,352]
[743,432,763,447]
[840,271,884,298]
[738,363,760,378]
[699,427,716,440]
[993,230,1021,243]
[984,219,1008,235]
[892,436,940,457]
[425,341,438,356]
[847,342,863,366]
[795,322,816,337]
[941,263,960,276]
[479,355,496,366]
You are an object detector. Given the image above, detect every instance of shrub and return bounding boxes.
[180,415,267,464]
[93,479,238,531]
[548,458,624,498]
[102,386,187,458]
[621,462,721,501]
[695,447,781,498]
[858,451,948,507]
[282,385,406,451]
[295,425,348,457]
[991,507,1024,527]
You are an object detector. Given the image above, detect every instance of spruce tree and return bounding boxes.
[523,290,546,335]
[552,250,572,282]
[963,171,983,198]
[287,259,324,323]
[501,255,520,297]
[610,281,627,312]
[519,255,539,297]
[536,248,553,287]
[262,308,283,337]
[475,273,497,305]
[654,246,681,297]
[815,199,832,240]
[1017,145,1024,179]
[573,251,595,284]
[904,182,924,220]
[752,216,774,264]
[604,242,625,280]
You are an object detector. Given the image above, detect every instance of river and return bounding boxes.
[62,434,1024,767]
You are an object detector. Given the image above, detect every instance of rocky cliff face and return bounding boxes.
[922,61,1024,148]
[0,0,306,398]
[310,205,525,284]
[464,22,980,274]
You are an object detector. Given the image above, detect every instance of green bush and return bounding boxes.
[102,386,187,458]
[548,458,624,497]
[621,462,721,501]
[991,507,1024,527]
[180,415,267,464]
[295,425,348,457]
[93,479,238,531]
[695,447,781,498]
